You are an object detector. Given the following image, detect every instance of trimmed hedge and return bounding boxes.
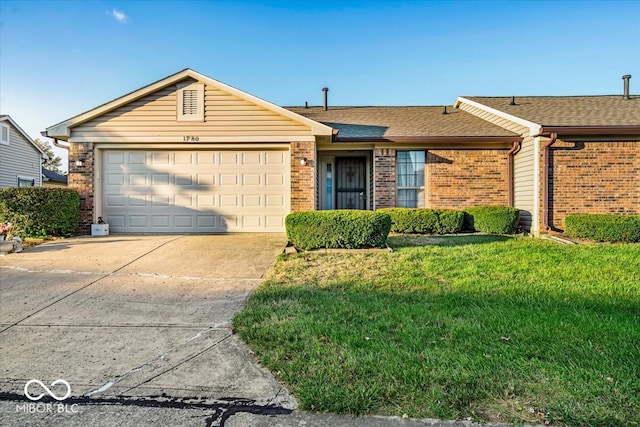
[0,187,80,237]
[377,208,464,234]
[464,205,520,234]
[286,210,391,250]
[565,214,640,243]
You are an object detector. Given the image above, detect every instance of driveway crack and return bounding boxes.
[85,321,231,397]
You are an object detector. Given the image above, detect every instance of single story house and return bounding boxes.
[0,115,48,188]
[44,69,639,235]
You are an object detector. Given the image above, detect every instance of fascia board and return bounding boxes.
[455,96,542,136]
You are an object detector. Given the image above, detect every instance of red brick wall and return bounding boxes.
[68,142,94,234]
[374,148,396,208]
[426,149,509,209]
[546,141,639,230]
[290,141,316,211]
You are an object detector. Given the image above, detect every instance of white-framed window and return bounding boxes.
[396,150,425,208]
[176,82,205,122]
[0,122,9,145]
[17,176,36,187]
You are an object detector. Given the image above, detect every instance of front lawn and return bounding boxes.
[233,236,640,426]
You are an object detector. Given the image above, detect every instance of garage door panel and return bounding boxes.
[103,149,289,232]
[129,174,147,186]
[129,196,148,207]
[129,216,148,228]
[107,174,125,185]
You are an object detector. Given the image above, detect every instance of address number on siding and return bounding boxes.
[183,136,200,142]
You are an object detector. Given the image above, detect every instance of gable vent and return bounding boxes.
[0,122,9,145]
[177,82,205,122]
[182,89,199,115]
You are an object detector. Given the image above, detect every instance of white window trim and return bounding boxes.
[176,82,205,122]
[0,122,10,145]
[17,176,36,187]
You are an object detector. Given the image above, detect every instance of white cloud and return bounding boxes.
[112,9,128,23]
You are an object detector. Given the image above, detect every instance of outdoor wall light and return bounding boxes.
[75,160,83,167]
[300,157,308,166]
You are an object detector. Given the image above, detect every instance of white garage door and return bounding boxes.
[102,149,289,232]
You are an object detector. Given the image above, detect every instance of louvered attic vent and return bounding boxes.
[177,82,205,122]
[182,90,198,115]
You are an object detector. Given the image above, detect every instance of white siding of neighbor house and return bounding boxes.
[0,121,42,188]
[71,78,312,140]
[456,102,535,230]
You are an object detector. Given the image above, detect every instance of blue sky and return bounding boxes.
[1,0,639,168]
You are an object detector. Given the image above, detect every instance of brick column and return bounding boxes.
[374,148,396,208]
[68,142,94,235]
[290,141,316,212]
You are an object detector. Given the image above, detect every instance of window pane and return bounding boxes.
[398,189,424,208]
[397,151,424,187]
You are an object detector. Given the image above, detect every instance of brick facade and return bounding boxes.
[68,142,95,234]
[290,141,316,211]
[374,148,396,208]
[544,141,640,231]
[426,149,509,209]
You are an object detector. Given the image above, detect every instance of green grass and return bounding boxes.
[233,236,640,426]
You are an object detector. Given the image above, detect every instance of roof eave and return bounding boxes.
[335,135,523,143]
[0,115,49,159]
[538,126,640,136]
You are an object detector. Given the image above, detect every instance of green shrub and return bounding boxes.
[286,210,391,250]
[565,214,640,243]
[377,208,464,234]
[0,187,80,238]
[464,205,520,234]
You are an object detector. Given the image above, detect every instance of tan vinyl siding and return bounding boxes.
[457,102,535,229]
[0,122,42,188]
[72,81,311,140]
[513,136,535,229]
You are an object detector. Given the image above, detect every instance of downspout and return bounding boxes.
[542,132,558,231]
[40,131,69,151]
[507,141,521,207]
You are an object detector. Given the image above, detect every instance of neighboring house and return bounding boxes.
[43,69,639,235]
[42,168,68,187]
[0,115,48,188]
[454,95,640,234]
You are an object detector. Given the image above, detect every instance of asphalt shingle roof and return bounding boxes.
[464,95,640,127]
[287,106,518,139]
[43,169,68,184]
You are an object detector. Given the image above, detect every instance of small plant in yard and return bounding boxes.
[565,213,640,242]
[285,210,391,250]
[377,208,464,234]
[464,205,520,234]
[234,236,640,426]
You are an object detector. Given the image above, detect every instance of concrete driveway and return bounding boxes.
[0,234,296,424]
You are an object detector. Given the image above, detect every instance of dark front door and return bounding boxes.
[335,157,367,209]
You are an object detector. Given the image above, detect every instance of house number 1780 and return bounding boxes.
[183,136,200,142]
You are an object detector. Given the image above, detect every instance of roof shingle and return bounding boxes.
[287,106,518,139]
[464,95,640,127]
